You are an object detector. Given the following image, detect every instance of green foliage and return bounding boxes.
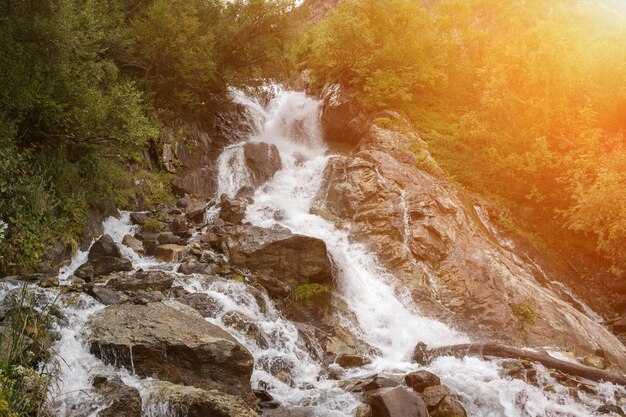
[290,283,331,301]
[142,218,164,233]
[302,0,626,274]
[0,0,289,274]
[0,285,57,416]
[511,302,537,327]
[297,0,446,110]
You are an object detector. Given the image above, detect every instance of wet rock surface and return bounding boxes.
[84,301,255,404]
[315,111,626,366]
[93,376,142,417]
[205,223,334,289]
[242,141,282,187]
[362,386,429,417]
[143,380,258,417]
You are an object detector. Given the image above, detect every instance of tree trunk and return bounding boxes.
[413,342,626,386]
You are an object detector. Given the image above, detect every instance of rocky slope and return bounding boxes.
[315,84,626,368]
[1,85,625,417]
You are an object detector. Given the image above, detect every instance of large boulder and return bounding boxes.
[242,142,282,187]
[88,235,122,260]
[362,386,429,417]
[205,223,334,288]
[320,84,369,145]
[143,381,258,417]
[84,301,255,404]
[75,235,132,281]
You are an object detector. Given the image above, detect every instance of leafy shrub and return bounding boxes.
[0,285,57,416]
[142,218,164,233]
[290,283,331,301]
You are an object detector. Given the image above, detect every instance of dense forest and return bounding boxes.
[293,0,626,276]
[0,0,291,273]
[1,0,624,278]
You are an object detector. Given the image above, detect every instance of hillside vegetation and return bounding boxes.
[0,0,291,274]
[293,0,626,275]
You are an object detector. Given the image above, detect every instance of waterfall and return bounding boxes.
[4,86,620,417]
[212,87,624,417]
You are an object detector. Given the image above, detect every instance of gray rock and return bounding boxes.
[172,167,216,198]
[143,380,257,417]
[336,353,371,368]
[431,395,467,417]
[219,195,247,224]
[175,293,222,318]
[130,212,147,226]
[420,385,450,409]
[405,370,441,392]
[93,376,141,417]
[106,270,174,292]
[206,223,334,289]
[85,301,255,404]
[90,287,129,305]
[242,141,282,187]
[363,386,429,417]
[88,235,122,261]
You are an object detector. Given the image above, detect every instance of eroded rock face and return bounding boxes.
[205,223,334,289]
[314,111,626,367]
[242,142,282,187]
[320,84,369,145]
[84,301,255,404]
[172,167,216,198]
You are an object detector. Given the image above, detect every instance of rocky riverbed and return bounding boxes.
[1,85,625,417]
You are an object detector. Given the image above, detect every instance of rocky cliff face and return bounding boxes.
[315,84,626,368]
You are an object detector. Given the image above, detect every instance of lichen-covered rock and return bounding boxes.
[84,301,255,404]
[105,270,174,292]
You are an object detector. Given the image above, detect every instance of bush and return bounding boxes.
[290,283,331,301]
[0,285,57,416]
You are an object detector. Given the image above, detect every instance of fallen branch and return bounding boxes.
[413,342,626,386]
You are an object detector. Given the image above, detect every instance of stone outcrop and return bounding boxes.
[84,301,255,404]
[314,104,626,367]
[319,84,369,145]
[172,167,216,198]
[242,141,282,187]
[204,223,334,289]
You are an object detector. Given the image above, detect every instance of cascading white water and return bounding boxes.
[214,87,625,417]
[4,86,620,417]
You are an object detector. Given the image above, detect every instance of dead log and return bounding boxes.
[413,342,626,386]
